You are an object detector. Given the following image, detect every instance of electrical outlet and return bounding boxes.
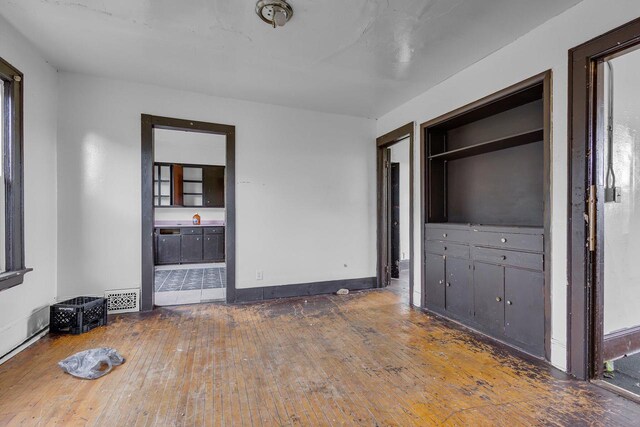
[256,270,263,280]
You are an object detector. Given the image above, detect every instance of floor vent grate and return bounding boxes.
[104,289,140,314]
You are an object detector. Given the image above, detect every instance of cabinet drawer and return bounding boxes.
[204,227,224,235]
[425,226,470,243]
[425,241,469,258]
[471,230,542,252]
[472,247,543,271]
[180,227,203,235]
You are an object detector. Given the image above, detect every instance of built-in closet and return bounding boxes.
[421,72,550,358]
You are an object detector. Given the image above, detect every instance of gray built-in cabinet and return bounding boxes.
[423,74,550,359]
[155,226,225,265]
[425,224,544,356]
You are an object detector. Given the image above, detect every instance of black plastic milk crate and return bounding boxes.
[50,297,108,335]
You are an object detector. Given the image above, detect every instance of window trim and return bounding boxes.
[0,57,32,292]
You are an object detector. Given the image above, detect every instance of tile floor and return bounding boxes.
[154,266,226,305]
[155,267,226,292]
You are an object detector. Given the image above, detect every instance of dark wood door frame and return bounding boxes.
[568,17,640,381]
[419,71,552,360]
[377,122,415,305]
[141,114,236,311]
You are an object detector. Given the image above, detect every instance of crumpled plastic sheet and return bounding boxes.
[58,347,125,380]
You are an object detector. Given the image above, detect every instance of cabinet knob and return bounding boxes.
[446,283,451,287]
[501,255,507,261]
[197,238,200,241]
[496,297,502,302]
[443,233,447,238]
[442,255,446,259]
[500,238,507,243]
[439,280,443,284]
[507,300,513,305]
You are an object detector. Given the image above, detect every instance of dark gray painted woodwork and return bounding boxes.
[181,235,203,263]
[234,277,376,303]
[425,253,445,310]
[421,73,551,360]
[390,162,400,278]
[473,262,505,337]
[203,233,225,261]
[155,227,224,264]
[425,223,546,358]
[203,165,225,208]
[0,57,32,292]
[505,268,545,354]
[447,141,544,226]
[157,235,180,265]
[445,257,473,319]
[141,114,235,309]
[472,246,543,271]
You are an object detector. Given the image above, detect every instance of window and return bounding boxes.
[0,57,31,291]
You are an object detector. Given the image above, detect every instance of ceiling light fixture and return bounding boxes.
[255,0,293,29]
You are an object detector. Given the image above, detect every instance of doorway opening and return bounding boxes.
[141,115,236,311]
[153,129,227,306]
[569,17,640,400]
[377,123,415,305]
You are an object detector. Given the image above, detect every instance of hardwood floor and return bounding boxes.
[1,278,640,426]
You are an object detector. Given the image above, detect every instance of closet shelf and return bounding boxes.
[428,128,544,161]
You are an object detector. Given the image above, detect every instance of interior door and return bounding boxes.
[390,162,401,278]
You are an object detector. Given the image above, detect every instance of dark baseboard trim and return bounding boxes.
[233,277,376,303]
[603,326,640,361]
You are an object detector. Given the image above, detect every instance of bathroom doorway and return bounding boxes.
[141,115,235,310]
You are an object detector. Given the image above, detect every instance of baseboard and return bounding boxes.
[233,277,376,303]
[603,325,640,361]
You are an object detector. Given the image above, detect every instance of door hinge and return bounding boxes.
[588,184,596,252]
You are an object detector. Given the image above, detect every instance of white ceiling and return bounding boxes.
[0,0,582,118]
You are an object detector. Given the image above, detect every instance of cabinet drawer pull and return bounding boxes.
[500,238,507,243]
[496,297,502,302]
[507,301,513,305]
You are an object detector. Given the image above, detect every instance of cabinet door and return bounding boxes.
[425,253,445,309]
[504,268,544,356]
[203,233,225,261]
[203,166,225,208]
[473,262,504,336]
[181,235,203,263]
[446,257,473,320]
[157,235,181,264]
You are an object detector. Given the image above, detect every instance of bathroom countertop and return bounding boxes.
[154,220,225,228]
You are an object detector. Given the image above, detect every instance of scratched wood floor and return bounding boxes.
[1,276,640,426]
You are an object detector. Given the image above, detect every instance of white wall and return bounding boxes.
[376,0,640,371]
[57,73,376,297]
[391,138,410,261]
[603,50,640,335]
[0,16,58,356]
[154,129,226,223]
